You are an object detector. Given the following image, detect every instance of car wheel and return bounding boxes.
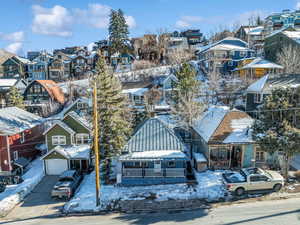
[235,187,245,196]
[273,184,282,192]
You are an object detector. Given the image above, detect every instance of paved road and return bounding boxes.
[0,197,299,225]
[2,176,65,221]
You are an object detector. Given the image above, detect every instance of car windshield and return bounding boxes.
[58,177,73,182]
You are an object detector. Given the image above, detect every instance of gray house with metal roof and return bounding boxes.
[245,73,300,114]
[117,118,188,185]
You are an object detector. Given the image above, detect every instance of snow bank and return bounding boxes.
[0,158,44,216]
[64,170,226,213]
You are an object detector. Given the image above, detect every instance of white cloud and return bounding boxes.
[73,4,136,29]
[175,20,191,28]
[5,42,23,54]
[87,42,96,51]
[175,16,203,28]
[0,31,24,42]
[297,1,300,9]
[31,4,136,37]
[31,5,73,37]
[125,15,136,28]
[73,4,111,29]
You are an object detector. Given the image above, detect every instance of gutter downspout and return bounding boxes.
[6,136,12,172]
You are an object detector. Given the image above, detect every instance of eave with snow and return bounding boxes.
[191,106,260,170]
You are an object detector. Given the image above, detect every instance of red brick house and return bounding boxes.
[0,107,44,173]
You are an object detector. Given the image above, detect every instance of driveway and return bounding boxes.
[2,176,65,221]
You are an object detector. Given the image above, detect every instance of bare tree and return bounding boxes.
[166,49,194,66]
[276,44,300,74]
[144,87,162,113]
[132,60,157,71]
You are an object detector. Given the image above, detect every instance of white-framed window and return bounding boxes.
[76,133,90,145]
[255,148,266,162]
[168,161,176,168]
[52,135,66,146]
[240,51,246,58]
[13,151,18,160]
[254,93,262,103]
[20,132,25,143]
[77,102,87,109]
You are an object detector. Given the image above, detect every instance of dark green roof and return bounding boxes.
[123,118,184,153]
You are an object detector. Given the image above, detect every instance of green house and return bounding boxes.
[42,111,92,175]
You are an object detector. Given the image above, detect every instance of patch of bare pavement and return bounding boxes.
[0,197,299,225]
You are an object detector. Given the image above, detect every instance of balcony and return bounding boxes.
[122,168,185,178]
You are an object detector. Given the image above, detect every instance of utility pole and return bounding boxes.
[93,81,100,206]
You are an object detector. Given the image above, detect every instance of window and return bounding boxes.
[76,133,90,145]
[255,150,266,162]
[77,102,87,109]
[52,135,66,145]
[240,51,246,58]
[168,161,176,168]
[13,151,18,160]
[250,175,260,182]
[254,93,262,103]
[20,132,25,143]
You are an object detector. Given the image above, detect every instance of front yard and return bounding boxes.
[64,170,227,213]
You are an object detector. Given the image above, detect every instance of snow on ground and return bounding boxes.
[0,158,44,215]
[64,170,226,213]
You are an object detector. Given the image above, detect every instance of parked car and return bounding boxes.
[223,167,284,196]
[51,170,83,199]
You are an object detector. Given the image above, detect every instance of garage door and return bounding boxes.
[45,159,68,175]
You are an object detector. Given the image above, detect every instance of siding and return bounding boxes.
[43,150,67,160]
[63,115,90,134]
[46,124,72,150]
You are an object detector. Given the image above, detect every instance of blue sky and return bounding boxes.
[0,0,299,56]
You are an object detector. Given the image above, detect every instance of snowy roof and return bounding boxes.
[193,153,207,163]
[58,79,90,94]
[223,118,254,144]
[14,56,31,64]
[123,118,184,154]
[122,88,149,96]
[64,111,92,130]
[193,106,254,144]
[247,74,300,93]
[0,79,18,87]
[283,31,300,41]
[42,145,91,160]
[0,107,43,136]
[204,44,250,52]
[58,97,92,118]
[43,121,76,135]
[242,58,283,69]
[246,74,269,92]
[193,106,230,142]
[247,26,264,35]
[119,150,186,161]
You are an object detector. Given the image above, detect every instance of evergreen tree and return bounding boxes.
[172,63,206,131]
[108,9,130,55]
[93,53,132,182]
[7,87,25,109]
[252,87,300,179]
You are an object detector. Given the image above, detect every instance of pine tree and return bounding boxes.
[172,63,205,130]
[7,87,25,109]
[252,87,300,179]
[93,53,132,182]
[108,9,130,55]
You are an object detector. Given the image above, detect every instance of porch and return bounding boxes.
[122,168,186,178]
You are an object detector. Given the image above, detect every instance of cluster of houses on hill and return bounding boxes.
[0,9,300,187]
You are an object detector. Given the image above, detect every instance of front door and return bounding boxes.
[154,161,161,173]
[231,146,243,169]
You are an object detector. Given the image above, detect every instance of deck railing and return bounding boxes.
[122,168,185,178]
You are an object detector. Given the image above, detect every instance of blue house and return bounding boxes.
[196,37,255,75]
[117,118,188,186]
[27,51,52,81]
